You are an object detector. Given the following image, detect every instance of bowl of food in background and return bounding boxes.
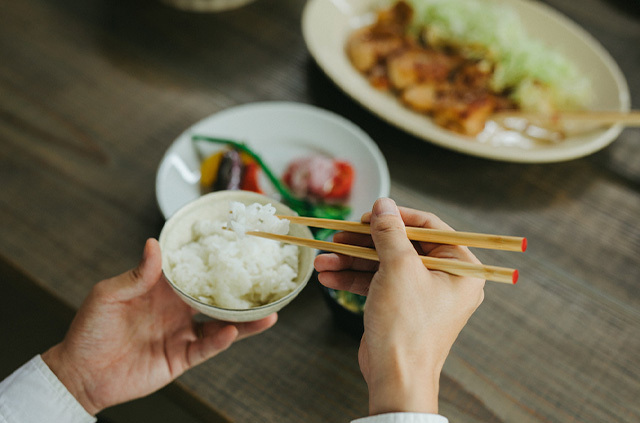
[159,190,316,322]
[160,0,256,12]
[321,287,365,337]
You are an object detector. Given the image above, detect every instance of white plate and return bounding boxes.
[302,0,630,163]
[156,102,390,219]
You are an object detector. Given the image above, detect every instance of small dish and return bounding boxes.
[321,286,364,337]
[158,190,316,322]
[155,101,390,219]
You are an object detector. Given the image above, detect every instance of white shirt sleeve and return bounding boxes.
[0,355,96,423]
[0,357,449,423]
[352,412,449,423]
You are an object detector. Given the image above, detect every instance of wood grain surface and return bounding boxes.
[1,0,638,422]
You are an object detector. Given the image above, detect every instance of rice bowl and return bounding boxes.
[159,190,316,322]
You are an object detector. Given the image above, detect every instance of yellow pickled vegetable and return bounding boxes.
[200,151,224,190]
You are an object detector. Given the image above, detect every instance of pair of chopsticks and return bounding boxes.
[246,215,525,284]
[492,110,640,127]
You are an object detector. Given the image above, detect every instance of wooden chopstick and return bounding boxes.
[278,215,527,252]
[491,110,640,127]
[247,231,518,284]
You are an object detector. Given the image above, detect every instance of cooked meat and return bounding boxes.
[345,0,520,136]
[345,0,413,73]
[387,48,456,90]
[433,88,498,135]
[346,27,406,73]
[401,83,438,112]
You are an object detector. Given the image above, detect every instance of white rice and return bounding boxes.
[227,201,290,237]
[166,202,299,309]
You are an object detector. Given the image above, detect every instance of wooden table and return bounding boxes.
[1,0,638,421]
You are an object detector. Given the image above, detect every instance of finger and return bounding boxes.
[317,270,374,296]
[100,239,163,302]
[397,207,454,231]
[233,314,278,341]
[314,253,379,273]
[186,314,278,368]
[365,205,458,255]
[428,243,482,265]
[368,205,456,231]
[369,198,417,265]
[187,322,239,368]
[397,209,481,263]
[395,207,461,255]
[314,252,347,272]
[333,231,374,248]
[376,206,479,262]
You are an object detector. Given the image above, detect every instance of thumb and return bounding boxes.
[370,198,416,264]
[104,238,164,302]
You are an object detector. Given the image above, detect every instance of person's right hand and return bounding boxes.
[314,198,485,416]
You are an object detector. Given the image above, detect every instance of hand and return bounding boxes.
[314,198,485,415]
[42,239,277,416]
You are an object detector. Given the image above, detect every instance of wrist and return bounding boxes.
[41,344,101,416]
[367,351,441,415]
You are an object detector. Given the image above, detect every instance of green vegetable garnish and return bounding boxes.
[192,135,351,229]
[405,0,592,112]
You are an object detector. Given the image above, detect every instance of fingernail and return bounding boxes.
[375,198,399,216]
[141,239,151,266]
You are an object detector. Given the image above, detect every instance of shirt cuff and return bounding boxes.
[0,355,96,423]
[352,412,449,423]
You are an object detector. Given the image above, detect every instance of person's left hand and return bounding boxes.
[42,238,277,416]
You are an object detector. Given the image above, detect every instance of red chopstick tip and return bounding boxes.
[512,269,519,284]
[521,238,528,252]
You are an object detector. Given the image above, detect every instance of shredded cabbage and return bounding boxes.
[403,0,592,112]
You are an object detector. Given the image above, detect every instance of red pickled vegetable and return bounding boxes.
[283,156,354,202]
[325,160,354,199]
[240,161,263,193]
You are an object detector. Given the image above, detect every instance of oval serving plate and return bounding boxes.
[302,0,630,163]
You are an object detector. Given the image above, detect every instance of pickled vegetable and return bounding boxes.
[193,135,351,221]
[283,156,355,203]
[213,149,243,191]
[200,148,263,194]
